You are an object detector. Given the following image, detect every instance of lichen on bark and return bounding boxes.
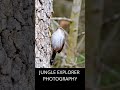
[35,0,53,68]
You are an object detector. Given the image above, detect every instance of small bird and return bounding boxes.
[50,27,65,65]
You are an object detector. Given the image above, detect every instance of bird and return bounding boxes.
[50,27,65,65]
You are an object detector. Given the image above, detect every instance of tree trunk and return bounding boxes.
[35,0,53,68]
[0,0,34,89]
[66,0,82,62]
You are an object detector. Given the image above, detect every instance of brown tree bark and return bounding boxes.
[0,0,34,89]
[35,0,53,68]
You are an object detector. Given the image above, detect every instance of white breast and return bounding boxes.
[51,28,65,50]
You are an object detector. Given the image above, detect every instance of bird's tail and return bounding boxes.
[50,51,56,65]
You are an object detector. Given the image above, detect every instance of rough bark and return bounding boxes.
[0,0,34,90]
[35,0,53,68]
